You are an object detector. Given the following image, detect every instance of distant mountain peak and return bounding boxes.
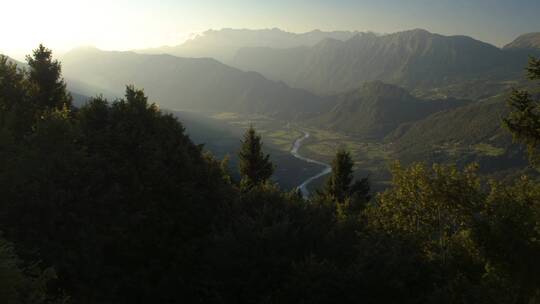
[67,46,102,54]
[504,32,540,50]
[136,28,359,63]
[409,28,431,34]
[393,28,436,40]
[349,31,378,40]
[400,28,432,35]
[233,28,513,94]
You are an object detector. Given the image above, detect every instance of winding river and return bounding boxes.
[291,132,332,198]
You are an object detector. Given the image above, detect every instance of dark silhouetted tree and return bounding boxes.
[26,44,72,111]
[238,126,274,188]
[323,149,369,211]
[325,149,354,202]
[0,56,32,139]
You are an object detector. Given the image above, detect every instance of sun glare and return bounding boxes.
[1,0,193,59]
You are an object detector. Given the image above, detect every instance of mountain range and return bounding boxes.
[137,28,359,64]
[56,28,540,179]
[61,47,326,119]
[58,29,540,141]
[232,29,537,94]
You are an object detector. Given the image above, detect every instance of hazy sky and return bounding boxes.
[3,0,539,59]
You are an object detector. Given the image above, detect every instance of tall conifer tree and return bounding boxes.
[26,44,72,111]
[323,149,370,208]
[238,126,274,187]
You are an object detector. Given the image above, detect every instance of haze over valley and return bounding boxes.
[43,28,540,190]
[1,1,540,302]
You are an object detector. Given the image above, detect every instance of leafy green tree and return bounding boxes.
[238,126,274,188]
[475,177,540,302]
[504,56,540,164]
[369,163,505,301]
[26,44,71,111]
[370,162,483,263]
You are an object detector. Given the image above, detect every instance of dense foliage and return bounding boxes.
[0,46,539,303]
[504,56,540,164]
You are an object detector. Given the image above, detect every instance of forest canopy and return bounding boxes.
[0,46,538,303]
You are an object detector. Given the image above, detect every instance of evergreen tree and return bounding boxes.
[26,44,72,111]
[504,56,540,164]
[325,149,354,202]
[238,126,274,187]
[323,149,369,206]
[0,56,31,139]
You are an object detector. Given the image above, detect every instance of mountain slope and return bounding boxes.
[137,28,358,64]
[61,47,325,118]
[308,81,467,139]
[386,95,529,174]
[504,32,540,50]
[1,55,25,68]
[233,29,531,94]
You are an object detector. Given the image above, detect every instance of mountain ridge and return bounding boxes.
[232,28,533,95]
[307,81,468,139]
[504,32,540,50]
[61,47,327,119]
[136,28,360,64]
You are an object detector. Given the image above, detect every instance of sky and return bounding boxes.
[2,0,539,60]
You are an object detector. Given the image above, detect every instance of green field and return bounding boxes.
[162,111,522,195]
[174,111,320,191]
[211,112,396,192]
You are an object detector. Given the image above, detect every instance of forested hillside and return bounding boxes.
[309,81,467,138]
[1,45,539,304]
[387,95,532,175]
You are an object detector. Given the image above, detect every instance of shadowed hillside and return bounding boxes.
[233,29,534,94]
[308,81,467,139]
[61,47,326,119]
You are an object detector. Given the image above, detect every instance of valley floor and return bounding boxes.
[173,110,535,195]
[206,112,394,193]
